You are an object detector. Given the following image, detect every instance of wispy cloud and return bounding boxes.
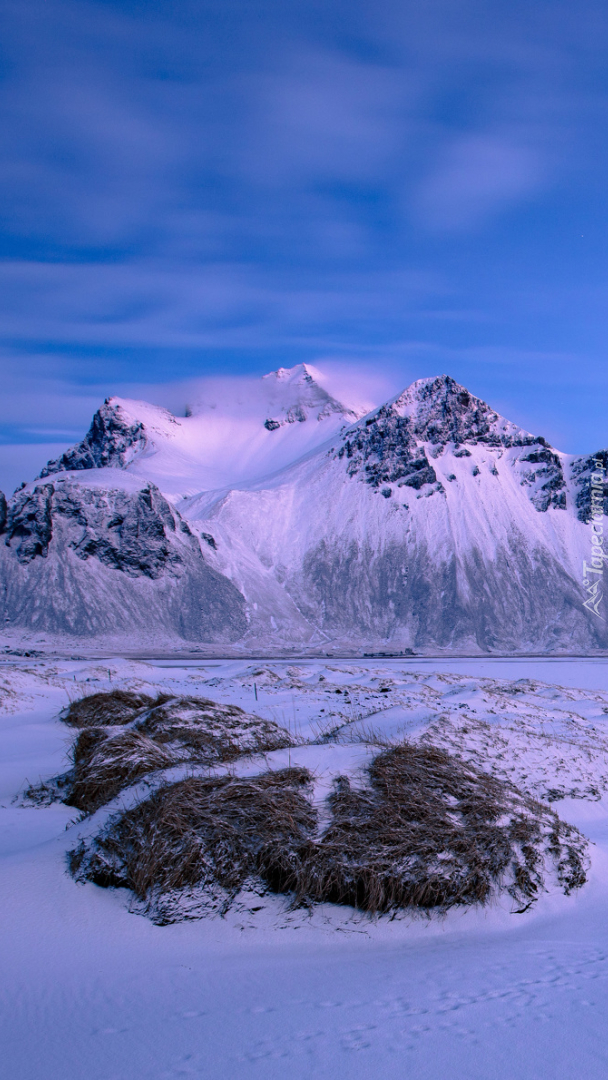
[2,0,608,479]
[414,134,544,231]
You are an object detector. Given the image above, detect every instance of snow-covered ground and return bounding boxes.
[3,657,608,1078]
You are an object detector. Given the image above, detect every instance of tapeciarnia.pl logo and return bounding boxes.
[582,459,605,619]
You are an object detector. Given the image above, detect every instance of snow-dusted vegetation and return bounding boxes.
[5,656,608,1078]
[15,658,608,926]
[21,680,586,924]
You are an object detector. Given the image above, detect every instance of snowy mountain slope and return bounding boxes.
[189,375,608,651]
[1,369,607,652]
[0,471,247,644]
[39,364,365,497]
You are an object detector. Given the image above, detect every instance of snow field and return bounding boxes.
[3,657,608,1078]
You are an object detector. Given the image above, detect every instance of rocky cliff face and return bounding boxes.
[2,481,182,575]
[39,401,146,477]
[395,375,516,446]
[0,476,247,642]
[571,450,608,522]
[337,409,439,491]
[5,370,607,653]
[335,376,566,513]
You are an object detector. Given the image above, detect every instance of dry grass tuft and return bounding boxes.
[62,690,166,727]
[69,743,587,920]
[21,772,73,807]
[135,695,292,761]
[26,691,295,813]
[67,728,180,813]
[295,744,586,911]
[69,767,315,919]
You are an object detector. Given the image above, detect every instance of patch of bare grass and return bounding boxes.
[135,695,292,761]
[62,690,164,727]
[69,767,315,921]
[23,690,295,813]
[69,743,587,921]
[297,744,586,911]
[68,728,180,813]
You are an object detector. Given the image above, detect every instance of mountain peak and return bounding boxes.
[264,362,319,384]
[390,374,535,448]
[39,399,146,477]
[260,363,359,427]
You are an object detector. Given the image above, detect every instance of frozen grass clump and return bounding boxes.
[24,690,295,813]
[69,743,587,922]
[134,695,293,760]
[67,728,181,813]
[297,744,586,911]
[62,690,163,727]
[69,767,315,922]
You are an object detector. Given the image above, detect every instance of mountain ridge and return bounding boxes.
[38,364,364,498]
[1,366,607,653]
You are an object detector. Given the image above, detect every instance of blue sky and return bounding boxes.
[2,0,608,492]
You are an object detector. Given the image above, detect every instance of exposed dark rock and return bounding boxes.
[64,485,179,579]
[337,376,565,514]
[39,400,146,476]
[0,491,7,533]
[337,408,437,490]
[264,419,281,431]
[201,532,217,550]
[3,484,54,563]
[516,447,566,512]
[0,478,248,641]
[397,375,538,449]
[4,482,179,578]
[571,451,608,522]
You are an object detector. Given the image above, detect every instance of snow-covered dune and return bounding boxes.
[4,657,608,1080]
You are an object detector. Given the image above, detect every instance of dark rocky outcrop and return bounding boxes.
[571,450,608,522]
[2,481,179,576]
[336,376,566,511]
[516,447,566,512]
[39,400,146,476]
[2,484,54,562]
[397,375,537,449]
[337,409,438,491]
[0,478,248,642]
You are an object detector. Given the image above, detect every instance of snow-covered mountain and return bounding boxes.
[39,364,364,497]
[1,368,606,653]
[0,471,246,645]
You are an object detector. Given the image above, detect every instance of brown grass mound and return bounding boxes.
[69,743,587,921]
[62,690,164,727]
[135,696,292,760]
[69,767,315,916]
[297,744,586,910]
[24,691,295,813]
[68,728,180,813]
